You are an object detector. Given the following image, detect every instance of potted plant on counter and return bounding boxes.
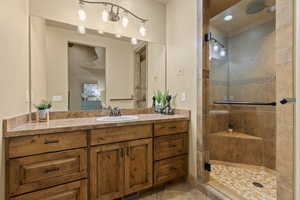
[35,100,52,122]
[228,123,235,133]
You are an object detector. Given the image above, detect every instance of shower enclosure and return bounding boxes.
[206,0,277,199]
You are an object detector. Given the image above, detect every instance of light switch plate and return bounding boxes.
[52,96,62,102]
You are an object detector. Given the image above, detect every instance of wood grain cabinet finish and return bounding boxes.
[8,131,87,158]
[154,155,188,185]
[11,180,87,200]
[90,124,152,146]
[90,143,125,200]
[124,138,153,195]
[90,139,153,200]
[154,121,188,136]
[5,120,189,200]
[154,134,188,161]
[9,149,87,196]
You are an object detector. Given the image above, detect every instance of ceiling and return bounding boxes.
[210,0,275,36]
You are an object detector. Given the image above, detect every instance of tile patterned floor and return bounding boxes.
[210,161,277,200]
[137,183,206,200]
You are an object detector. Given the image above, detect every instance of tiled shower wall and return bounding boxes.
[209,19,276,169]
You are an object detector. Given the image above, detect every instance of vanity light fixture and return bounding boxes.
[224,13,233,21]
[220,48,227,57]
[78,3,87,21]
[77,0,148,37]
[139,23,147,37]
[121,12,129,28]
[213,42,219,52]
[102,6,109,22]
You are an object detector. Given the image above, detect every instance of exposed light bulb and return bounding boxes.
[115,34,122,38]
[220,48,226,57]
[78,25,86,34]
[98,30,104,34]
[78,7,87,21]
[102,7,109,22]
[122,15,129,28]
[139,23,146,37]
[131,37,138,45]
[224,14,233,21]
[213,43,219,52]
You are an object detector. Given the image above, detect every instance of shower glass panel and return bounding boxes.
[207,0,277,200]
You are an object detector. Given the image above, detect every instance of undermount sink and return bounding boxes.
[96,115,139,122]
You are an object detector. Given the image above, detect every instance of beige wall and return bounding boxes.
[0,0,29,198]
[30,16,48,108]
[147,43,166,107]
[30,0,166,44]
[45,25,135,110]
[166,0,199,180]
[296,0,300,198]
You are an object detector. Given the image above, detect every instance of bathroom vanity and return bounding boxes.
[3,110,190,200]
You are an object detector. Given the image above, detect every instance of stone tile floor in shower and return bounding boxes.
[210,161,277,200]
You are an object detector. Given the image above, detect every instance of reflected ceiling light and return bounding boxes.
[224,14,233,21]
[98,29,104,34]
[131,37,138,45]
[220,48,226,57]
[78,25,86,34]
[139,23,147,37]
[115,34,122,38]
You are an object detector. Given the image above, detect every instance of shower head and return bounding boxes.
[246,0,266,14]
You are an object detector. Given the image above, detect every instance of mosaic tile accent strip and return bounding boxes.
[210,161,277,200]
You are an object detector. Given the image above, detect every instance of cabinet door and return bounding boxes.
[90,143,125,200]
[11,180,87,200]
[124,138,153,195]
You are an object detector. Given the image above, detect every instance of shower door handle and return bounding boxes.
[280,98,296,104]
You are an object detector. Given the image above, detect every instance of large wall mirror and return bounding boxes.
[29,15,166,112]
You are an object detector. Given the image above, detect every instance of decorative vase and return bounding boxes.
[228,128,233,133]
[38,109,50,121]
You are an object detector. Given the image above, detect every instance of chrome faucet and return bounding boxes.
[109,107,122,116]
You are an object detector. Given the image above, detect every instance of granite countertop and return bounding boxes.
[5,113,190,138]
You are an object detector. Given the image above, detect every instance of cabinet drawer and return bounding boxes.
[9,149,87,196]
[8,131,87,158]
[154,156,187,185]
[90,124,152,145]
[11,180,87,200]
[154,121,188,136]
[154,134,188,160]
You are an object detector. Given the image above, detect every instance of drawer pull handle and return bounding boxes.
[168,144,177,148]
[168,126,177,129]
[170,167,177,171]
[98,137,105,141]
[44,167,60,173]
[44,140,59,144]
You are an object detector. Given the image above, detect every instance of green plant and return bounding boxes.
[228,123,235,129]
[154,90,171,106]
[35,100,52,111]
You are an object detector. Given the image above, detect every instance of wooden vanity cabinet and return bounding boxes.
[5,119,189,200]
[90,138,153,200]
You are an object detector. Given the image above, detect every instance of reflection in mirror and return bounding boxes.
[30,16,166,112]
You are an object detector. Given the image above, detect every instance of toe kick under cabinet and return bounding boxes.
[5,120,189,200]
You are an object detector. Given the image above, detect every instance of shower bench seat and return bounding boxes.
[208,131,263,166]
